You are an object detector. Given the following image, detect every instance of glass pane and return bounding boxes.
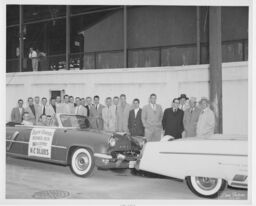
[7,5,19,26]
[23,5,66,23]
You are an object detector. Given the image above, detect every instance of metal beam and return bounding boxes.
[123,6,127,68]
[66,5,70,70]
[209,7,222,133]
[196,7,201,64]
[19,5,24,72]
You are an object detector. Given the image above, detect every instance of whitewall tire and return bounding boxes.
[186,176,226,198]
[70,148,95,177]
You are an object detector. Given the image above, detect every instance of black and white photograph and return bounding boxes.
[2,0,255,205]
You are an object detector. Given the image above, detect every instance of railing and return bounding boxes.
[6,39,248,73]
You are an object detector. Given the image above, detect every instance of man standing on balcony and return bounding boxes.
[142,94,163,141]
[29,47,38,71]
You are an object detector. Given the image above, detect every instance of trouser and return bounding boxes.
[145,127,162,142]
[32,59,38,71]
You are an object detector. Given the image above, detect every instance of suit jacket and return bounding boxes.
[38,105,53,117]
[102,105,116,132]
[116,103,131,133]
[75,105,88,116]
[196,107,215,137]
[128,108,144,136]
[34,104,42,123]
[25,105,36,124]
[90,104,104,129]
[69,103,75,114]
[85,105,90,116]
[141,104,163,129]
[11,107,25,123]
[162,108,184,139]
[48,104,56,117]
[183,106,201,137]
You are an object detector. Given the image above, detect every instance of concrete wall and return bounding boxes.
[6,61,248,135]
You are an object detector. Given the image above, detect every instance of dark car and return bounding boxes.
[6,114,146,177]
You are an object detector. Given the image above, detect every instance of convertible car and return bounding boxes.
[6,114,144,177]
[135,134,248,198]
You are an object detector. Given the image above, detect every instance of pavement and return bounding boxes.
[6,156,248,200]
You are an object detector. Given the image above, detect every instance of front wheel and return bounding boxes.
[70,148,95,177]
[186,176,226,198]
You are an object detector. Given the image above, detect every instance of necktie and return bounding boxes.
[43,106,45,115]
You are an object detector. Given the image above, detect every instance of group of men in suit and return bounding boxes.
[10,93,215,141]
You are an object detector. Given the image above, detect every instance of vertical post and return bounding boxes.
[66,5,70,70]
[19,5,24,72]
[196,6,201,64]
[123,6,127,68]
[209,7,222,133]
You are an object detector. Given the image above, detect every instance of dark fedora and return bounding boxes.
[178,94,189,100]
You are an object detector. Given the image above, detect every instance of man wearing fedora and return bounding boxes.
[178,94,189,111]
[196,97,215,137]
[183,97,201,137]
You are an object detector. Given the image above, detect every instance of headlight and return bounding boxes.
[108,136,116,147]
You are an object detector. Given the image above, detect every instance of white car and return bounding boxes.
[135,134,248,198]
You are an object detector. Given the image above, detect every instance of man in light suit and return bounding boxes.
[142,94,163,142]
[90,95,104,129]
[86,96,93,117]
[196,97,215,137]
[11,99,25,123]
[48,97,57,117]
[113,96,119,131]
[69,96,75,114]
[102,97,116,132]
[128,98,144,136]
[38,97,51,117]
[25,97,36,124]
[34,96,42,123]
[183,97,201,137]
[56,95,62,113]
[62,95,71,114]
[116,94,131,133]
[75,97,88,116]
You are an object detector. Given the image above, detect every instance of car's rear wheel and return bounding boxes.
[70,148,95,177]
[186,176,226,198]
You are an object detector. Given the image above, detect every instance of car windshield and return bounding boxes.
[60,114,90,129]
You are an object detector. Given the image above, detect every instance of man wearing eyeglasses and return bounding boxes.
[162,98,184,139]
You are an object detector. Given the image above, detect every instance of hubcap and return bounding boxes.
[195,177,218,191]
[75,153,89,171]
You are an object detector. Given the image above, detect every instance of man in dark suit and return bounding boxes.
[11,99,25,123]
[128,98,144,136]
[162,98,184,139]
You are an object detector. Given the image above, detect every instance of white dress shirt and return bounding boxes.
[134,108,139,118]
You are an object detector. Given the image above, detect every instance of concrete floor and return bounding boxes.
[6,156,247,200]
